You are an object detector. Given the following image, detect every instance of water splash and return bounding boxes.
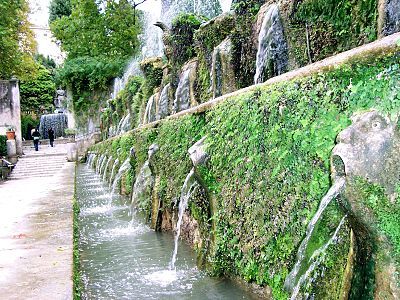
[96,154,106,174]
[170,168,199,270]
[157,83,170,120]
[87,153,94,168]
[90,154,97,169]
[102,156,113,181]
[144,269,178,287]
[39,113,68,139]
[143,95,156,124]
[174,69,191,113]
[284,177,346,292]
[130,160,154,215]
[121,114,131,134]
[99,155,109,176]
[290,216,347,299]
[161,0,222,25]
[219,0,232,12]
[111,1,163,99]
[211,38,234,99]
[110,157,132,197]
[254,4,288,84]
[115,114,131,136]
[109,158,120,187]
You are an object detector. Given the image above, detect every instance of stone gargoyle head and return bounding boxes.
[331,110,400,298]
[331,110,400,197]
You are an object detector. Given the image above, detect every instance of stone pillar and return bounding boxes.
[0,78,22,156]
[67,142,78,162]
[9,78,22,155]
[6,140,17,164]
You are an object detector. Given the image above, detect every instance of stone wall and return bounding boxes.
[89,35,400,299]
[0,79,22,155]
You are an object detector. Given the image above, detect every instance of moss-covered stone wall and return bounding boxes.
[90,46,400,298]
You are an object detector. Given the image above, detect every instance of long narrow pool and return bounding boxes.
[76,164,255,299]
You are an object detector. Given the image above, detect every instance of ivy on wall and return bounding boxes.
[0,136,7,157]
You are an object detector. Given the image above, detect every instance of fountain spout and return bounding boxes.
[130,144,159,215]
[329,110,400,298]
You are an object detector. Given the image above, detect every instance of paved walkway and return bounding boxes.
[0,143,74,300]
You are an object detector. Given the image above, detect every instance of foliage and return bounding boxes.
[0,0,37,80]
[34,54,57,74]
[51,0,143,119]
[194,13,235,102]
[230,1,263,89]
[0,136,7,156]
[90,51,400,298]
[51,0,141,60]
[21,114,39,140]
[168,13,204,70]
[56,56,125,94]
[65,128,76,136]
[353,178,400,262]
[49,0,71,23]
[231,0,264,15]
[20,65,56,113]
[286,0,377,65]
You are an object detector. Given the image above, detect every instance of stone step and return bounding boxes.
[9,167,66,178]
[9,171,63,177]
[16,159,66,163]
[13,167,66,172]
[22,138,74,147]
[13,162,67,168]
[9,172,63,178]
[10,157,68,178]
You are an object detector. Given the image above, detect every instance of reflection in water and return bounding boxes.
[76,164,253,299]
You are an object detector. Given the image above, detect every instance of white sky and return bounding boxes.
[29,0,50,27]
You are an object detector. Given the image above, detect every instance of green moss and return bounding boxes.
[351,178,400,262]
[90,51,400,298]
[227,0,266,89]
[284,0,377,67]
[0,135,7,156]
[169,13,204,68]
[194,13,236,101]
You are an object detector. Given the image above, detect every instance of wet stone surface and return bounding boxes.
[0,160,74,300]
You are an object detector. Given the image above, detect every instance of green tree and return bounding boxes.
[51,0,141,59]
[20,65,56,113]
[0,0,37,80]
[34,54,57,74]
[49,0,72,23]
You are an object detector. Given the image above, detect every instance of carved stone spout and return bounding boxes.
[332,110,400,197]
[188,136,209,167]
[148,143,159,161]
[331,110,400,298]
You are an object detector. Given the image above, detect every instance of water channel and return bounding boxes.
[76,164,254,299]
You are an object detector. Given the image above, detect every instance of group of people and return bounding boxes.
[31,128,55,151]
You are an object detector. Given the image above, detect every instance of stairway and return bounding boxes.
[8,141,69,180]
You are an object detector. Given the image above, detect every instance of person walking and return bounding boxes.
[32,128,40,151]
[48,127,55,147]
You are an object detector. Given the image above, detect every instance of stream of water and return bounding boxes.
[77,164,253,299]
[284,177,346,293]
